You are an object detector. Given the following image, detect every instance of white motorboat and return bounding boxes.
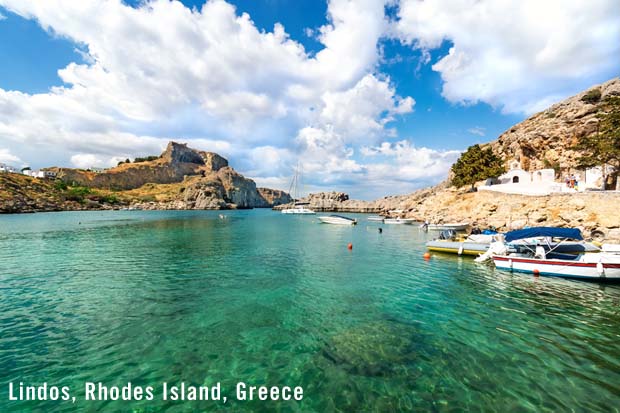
[384,218,416,225]
[428,231,599,257]
[281,204,315,214]
[481,227,620,281]
[367,215,385,222]
[318,215,357,225]
[281,163,315,215]
[427,233,502,256]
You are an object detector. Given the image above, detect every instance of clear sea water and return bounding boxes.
[1,209,619,412]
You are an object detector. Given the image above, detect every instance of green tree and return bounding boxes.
[576,95,620,189]
[450,144,505,189]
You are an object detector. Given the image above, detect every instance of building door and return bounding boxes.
[512,176,519,183]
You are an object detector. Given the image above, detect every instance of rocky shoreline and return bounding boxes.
[275,189,620,241]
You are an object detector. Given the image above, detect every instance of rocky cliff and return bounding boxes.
[50,142,228,190]
[486,78,620,172]
[2,142,290,212]
[276,188,620,240]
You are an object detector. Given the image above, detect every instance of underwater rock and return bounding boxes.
[320,321,420,377]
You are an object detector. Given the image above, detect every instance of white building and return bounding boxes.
[480,160,562,195]
[0,163,18,174]
[480,159,615,195]
[21,169,57,179]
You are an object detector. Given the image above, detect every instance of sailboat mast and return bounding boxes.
[288,162,300,205]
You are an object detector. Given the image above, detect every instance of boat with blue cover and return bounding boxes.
[480,227,620,281]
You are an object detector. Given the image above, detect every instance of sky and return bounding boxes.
[0,0,618,199]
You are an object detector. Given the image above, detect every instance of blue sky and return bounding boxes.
[0,0,618,199]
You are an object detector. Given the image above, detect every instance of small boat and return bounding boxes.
[281,164,316,214]
[384,218,416,225]
[427,233,501,256]
[482,227,620,281]
[281,204,315,214]
[424,222,470,231]
[318,215,357,225]
[428,231,600,257]
[367,215,385,222]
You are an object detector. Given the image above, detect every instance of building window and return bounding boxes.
[512,176,519,183]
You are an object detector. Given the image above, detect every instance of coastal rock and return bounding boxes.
[34,141,290,210]
[161,141,206,165]
[486,78,620,173]
[127,167,292,210]
[182,177,228,209]
[215,167,264,208]
[257,188,292,206]
[275,188,620,241]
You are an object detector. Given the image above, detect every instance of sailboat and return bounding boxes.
[281,163,315,214]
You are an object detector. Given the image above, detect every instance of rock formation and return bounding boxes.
[50,142,216,190]
[46,141,290,209]
[485,78,620,173]
[257,188,293,207]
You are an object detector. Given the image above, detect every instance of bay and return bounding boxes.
[1,210,619,412]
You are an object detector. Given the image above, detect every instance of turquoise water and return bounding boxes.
[1,209,619,412]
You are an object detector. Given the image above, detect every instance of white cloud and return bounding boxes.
[0,148,21,164]
[0,0,432,198]
[0,0,401,179]
[70,153,126,169]
[393,0,620,114]
[317,74,414,142]
[361,140,461,181]
[0,11,6,20]
[467,126,486,137]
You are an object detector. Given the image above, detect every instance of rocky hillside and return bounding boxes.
[0,173,121,213]
[50,142,228,190]
[2,142,291,211]
[276,188,620,240]
[275,79,620,240]
[486,78,620,172]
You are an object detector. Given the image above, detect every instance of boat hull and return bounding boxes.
[492,255,620,280]
[282,208,315,214]
[426,241,489,256]
[427,240,600,257]
[318,216,357,225]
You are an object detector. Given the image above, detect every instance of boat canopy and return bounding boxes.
[505,227,583,242]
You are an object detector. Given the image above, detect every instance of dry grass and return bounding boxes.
[98,175,202,202]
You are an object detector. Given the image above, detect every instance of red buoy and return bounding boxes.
[533,269,540,276]
[423,252,431,260]
[347,243,353,250]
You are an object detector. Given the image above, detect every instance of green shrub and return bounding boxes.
[581,88,601,104]
[134,155,159,163]
[54,180,68,191]
[451,144,505,189]
[65,186,91,202]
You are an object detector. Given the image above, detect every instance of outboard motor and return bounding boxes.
[438,229,457,240]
